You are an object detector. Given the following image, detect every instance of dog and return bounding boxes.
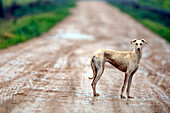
[89,39,147,99]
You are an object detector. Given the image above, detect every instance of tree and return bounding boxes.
[0,0,5,18]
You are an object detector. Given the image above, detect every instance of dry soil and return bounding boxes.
[0,1,169,113]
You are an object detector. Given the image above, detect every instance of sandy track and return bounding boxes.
[0,1,169,113]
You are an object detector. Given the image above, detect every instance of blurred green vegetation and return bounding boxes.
[3,0,37,7]
[0,1,75,49]
[110,1,170,42]
[141,19,170,41]
[136,0,170,10]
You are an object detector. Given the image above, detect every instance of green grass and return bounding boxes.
[0,2,76,49]
[136,0,170,10]
[2,0,37,7]
[110,2,170,43]
[140,19,170,42]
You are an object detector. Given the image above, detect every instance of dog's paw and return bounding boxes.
[120,95,126,99]
[88,77,93,79]
[127,96,134,99]
[94,93,100,97]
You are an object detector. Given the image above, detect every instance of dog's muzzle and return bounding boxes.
[137,48,140,51]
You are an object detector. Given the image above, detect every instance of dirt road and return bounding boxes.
[0,1,169,113]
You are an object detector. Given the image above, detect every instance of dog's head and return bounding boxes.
[131,39,147,52]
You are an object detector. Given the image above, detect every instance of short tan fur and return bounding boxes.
[89,39,147,99]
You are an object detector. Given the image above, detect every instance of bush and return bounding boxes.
[0,1,75,49]
[109,2,170,43]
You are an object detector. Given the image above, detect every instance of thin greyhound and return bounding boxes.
[89,39,147,99]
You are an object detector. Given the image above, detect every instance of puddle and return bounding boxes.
[50,29,95,40]
[76,92,121,100]
[76,93,91,98]
[54,57,67,68]
[142,50,151,58]
[161,60,166,65]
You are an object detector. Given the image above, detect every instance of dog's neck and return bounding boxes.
[132,49,142,64]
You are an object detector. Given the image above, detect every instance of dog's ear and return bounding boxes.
[141,39,147,44]
[131,39,137,44]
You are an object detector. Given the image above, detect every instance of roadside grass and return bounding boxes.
[0,2,75,49]
[110,3,170,42]
[2,0,37,7]
[140,19,170,42]
[137,0,170,10]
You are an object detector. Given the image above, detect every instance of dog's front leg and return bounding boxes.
[126,74,134,99]
[127,67,138,98]
[120,72,129,99]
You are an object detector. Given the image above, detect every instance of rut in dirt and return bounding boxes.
[0,1,169,113]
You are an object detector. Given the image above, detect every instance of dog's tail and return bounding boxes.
[89,56,97,79]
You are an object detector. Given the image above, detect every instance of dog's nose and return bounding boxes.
[137,48,140,51]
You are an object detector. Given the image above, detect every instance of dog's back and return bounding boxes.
[92,49,131,72]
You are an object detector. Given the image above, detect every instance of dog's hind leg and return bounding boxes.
[91,59,104,97]
[89,56,97,79]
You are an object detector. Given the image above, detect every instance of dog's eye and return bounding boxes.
[140,43,142,45]
[136,43,138,45]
